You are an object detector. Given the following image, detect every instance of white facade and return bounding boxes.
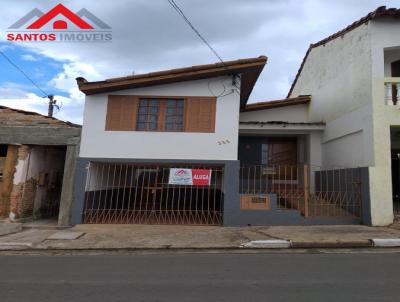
[240,104,310,124]
[80,76,240,160]
[290,24,374,168]
[239,104,324,178]
[369,19,400,226]
[290,18,400,226]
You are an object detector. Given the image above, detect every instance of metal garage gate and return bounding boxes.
[82,163,224,225]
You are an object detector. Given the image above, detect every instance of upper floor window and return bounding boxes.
[136,99,184,132]
[165,100,184,131]
[105,95,216,133]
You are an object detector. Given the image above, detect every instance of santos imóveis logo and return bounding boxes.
[7,4,112,43]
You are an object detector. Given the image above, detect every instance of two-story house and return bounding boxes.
[72,57,269,226]
[71,6,400,227]
[235,6,400,227]
[287,6,400,226]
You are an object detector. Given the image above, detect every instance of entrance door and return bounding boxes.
[266,138,297,180]
[391,60,400,105]
[392,150,400,215]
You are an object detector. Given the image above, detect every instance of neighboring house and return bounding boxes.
[287,6,400,226]
[0,106,80,225]
[73,6,400,227]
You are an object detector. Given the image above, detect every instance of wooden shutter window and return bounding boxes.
[184,97,216,133]
[105,95,138,131]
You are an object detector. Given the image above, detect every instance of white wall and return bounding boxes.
[240,104,310,123]
[367,18,400,225]
[290,23,374,169]
[371,18,400,78]
[80,76,240,160]
[290,18,400,225]
[239,103,324,169]
[384,48,400,76]
[321,105,373,168]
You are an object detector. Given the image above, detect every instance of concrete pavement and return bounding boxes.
[0,223,400,251]
[0,222,22,236]
[1,253,400,301]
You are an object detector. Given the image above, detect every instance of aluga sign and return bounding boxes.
[168,169,212,186]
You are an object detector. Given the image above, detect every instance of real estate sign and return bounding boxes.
[169,168,211,186]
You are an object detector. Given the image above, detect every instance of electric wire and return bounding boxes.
[0,50,48,98]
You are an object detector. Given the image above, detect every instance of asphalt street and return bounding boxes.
[0,252,399,302]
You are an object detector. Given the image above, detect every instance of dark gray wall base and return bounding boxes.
[71,158,90,225]
[360,167,372,226]
[72,158,369,226]
[223,194,361,226]
[313,167,371,226]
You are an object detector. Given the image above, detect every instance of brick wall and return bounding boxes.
[0,145,18,218]
[9,179,37,219]
[8,145,35,220]
[9,145,67,220]
[17,145,30,161]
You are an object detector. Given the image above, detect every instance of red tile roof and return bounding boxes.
[239,121,325,126]
[242,95,311,112]
[76,56,267,106]
[0,105,81,128]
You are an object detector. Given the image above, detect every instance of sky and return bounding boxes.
[0,0,399,124]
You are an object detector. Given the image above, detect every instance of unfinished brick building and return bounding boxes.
[0,106,80,225]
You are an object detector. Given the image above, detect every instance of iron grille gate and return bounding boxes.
[239,165,362,218]
[83,163,224,225]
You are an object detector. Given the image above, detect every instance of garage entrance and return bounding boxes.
[82,162,224,225]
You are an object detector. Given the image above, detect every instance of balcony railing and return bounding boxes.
[384,77,400,105]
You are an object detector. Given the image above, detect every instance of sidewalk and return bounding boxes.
[1,223,400,251]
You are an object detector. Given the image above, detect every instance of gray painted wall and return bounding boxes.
[224,194,360,226]
[72,157,366,226]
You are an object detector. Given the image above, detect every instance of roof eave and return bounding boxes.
[0,105,81,128]
[77,56,267,104]
[241,95,311,112]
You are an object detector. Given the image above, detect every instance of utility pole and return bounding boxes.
[47,95,57,117]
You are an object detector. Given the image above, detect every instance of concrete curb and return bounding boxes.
[291,240,373,249]
[242,240,291,249]
[0,239,400,252]
[371,238,400,247]
[0,223,22,236]
[0,242,33,251]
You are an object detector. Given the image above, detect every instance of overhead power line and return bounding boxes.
[167,0,225,65]
[0,50,48,97]
[167,0,242,96]
[0,49,61,117]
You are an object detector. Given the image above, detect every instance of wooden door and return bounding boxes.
[267,138,297,180]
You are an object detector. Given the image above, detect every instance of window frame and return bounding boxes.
[105,94,216,133]
[136,97,185,132]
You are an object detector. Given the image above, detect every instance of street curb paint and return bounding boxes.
[371,238,400,247]
[242,240,292,248]
[291,240,373,248]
